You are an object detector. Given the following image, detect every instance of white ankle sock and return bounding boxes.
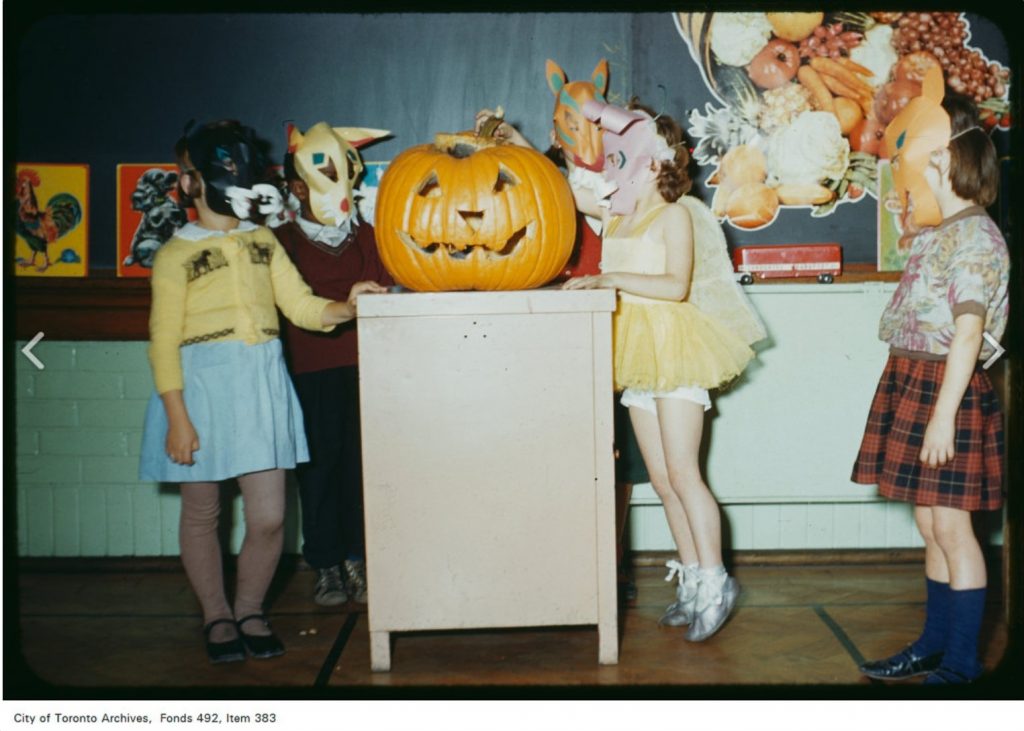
[698,565,728,591]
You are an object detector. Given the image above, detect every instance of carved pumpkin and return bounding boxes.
[374,124,576,291]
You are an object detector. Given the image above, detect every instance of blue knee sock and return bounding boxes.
[941,586,986,678]
[910,578,951,657]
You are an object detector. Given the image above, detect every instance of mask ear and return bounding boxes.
[287,124,304,153]
[334,127,390,149]
[591,59,609,100]
[546,59,567,96]
[922,64,945,103]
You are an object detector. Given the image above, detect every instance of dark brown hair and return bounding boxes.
[173,135,200,209]
[943,92,999,207]
[627,97,693,203]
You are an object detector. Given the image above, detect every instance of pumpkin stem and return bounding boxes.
[434,113,507,155]
[478,116,505,139]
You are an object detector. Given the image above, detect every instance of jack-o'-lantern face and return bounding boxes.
[374,131,576,291]
[288,122,389,227]
[546,59,609,172]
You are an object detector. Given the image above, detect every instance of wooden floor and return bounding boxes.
[12,559,1013,695]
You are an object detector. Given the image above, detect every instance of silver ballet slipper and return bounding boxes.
[684,576,740,642]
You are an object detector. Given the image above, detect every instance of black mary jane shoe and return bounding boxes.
[236,614,286,659]
[859,646,943,680]
[203,618,247,664]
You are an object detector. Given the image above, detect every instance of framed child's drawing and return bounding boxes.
[117,163,193,277]
[14,163,89,277]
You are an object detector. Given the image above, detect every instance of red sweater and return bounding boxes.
[558,212,603,280]
[274,219,393,374]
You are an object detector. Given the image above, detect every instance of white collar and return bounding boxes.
[175,220,258,242]
[295,214,356,248]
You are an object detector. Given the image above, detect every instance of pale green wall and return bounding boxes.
[14,340,300,556]
[13,284,1004,557]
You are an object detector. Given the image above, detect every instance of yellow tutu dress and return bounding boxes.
[602,198,767,393]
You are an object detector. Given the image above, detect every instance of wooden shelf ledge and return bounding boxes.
[13,263,902,341]
[15,272,151,341]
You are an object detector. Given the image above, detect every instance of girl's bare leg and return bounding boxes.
[629,405,698,565]
[655,398,721,568]
[930,506,985,590]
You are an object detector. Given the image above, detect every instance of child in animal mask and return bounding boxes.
[488,99,765,640]
[853,89,1008,685]
[268,122,392,608]
[139,120,386,664]
[567,99,766,641]
[480,61,649,602]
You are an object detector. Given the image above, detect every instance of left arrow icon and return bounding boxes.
[22,331,46,370]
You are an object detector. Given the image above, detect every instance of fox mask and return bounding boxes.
[546,59,609,172]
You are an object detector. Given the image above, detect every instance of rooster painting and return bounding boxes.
[14,168,83,272]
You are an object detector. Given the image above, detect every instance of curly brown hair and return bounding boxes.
[626,97,693,202]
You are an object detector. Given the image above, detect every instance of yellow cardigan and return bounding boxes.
[148,222,334,395]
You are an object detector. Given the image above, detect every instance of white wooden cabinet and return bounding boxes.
[357,289,619,671]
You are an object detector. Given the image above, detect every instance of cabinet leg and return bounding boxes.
[370,630,391,672]
[598,622,619,665]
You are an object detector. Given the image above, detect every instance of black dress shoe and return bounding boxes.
[923,666,979,685]
[203,618,246,664]
[859,646,943,680]
[236,614,285,659]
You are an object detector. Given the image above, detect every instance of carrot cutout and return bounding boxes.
[798,65,834,113]
[810,57,874,97]
[837,57,874,78]
[817,73,873,116]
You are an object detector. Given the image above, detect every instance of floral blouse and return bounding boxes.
[879,207,1009,361]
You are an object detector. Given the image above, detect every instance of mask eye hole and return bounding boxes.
[418,173,442,198]
[493,167,519,193]
[317,157,338,183]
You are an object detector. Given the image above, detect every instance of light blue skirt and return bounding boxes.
[139,339,309,483]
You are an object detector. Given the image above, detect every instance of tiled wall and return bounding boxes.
[14,341,302,557]
[13,284,1006,557]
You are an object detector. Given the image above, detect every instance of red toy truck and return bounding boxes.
[733,243,843,284]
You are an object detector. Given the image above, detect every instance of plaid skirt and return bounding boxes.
[851,355,1004,511]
